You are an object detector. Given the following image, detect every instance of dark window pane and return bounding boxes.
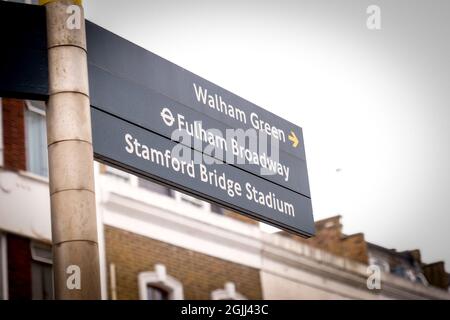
[138,178,172,197]
[31,262,54,300]
[147,285,169,300]
[25,105,48,177]
[210,203,224,214]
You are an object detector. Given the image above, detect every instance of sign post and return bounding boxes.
[41,0,101,299]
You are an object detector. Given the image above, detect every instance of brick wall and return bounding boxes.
[340,233,369,264]
[307,216,343,252]
[423,262,449,290]
[104,226,263,300]
[281,216,370,265]
[308,217,369,264]
[2,98,26,171]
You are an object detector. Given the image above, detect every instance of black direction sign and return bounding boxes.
[92,108,315,237]
[86,22,306,162]
[0,2,48,100]
[0,1,315,237]
[90,65,311,197]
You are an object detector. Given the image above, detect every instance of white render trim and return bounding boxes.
[211,282,247,300]
[138,264,183,300]
[30,241,52,265]
[18,170,49,184]
[0,169,52,241]
[97,204,108,300]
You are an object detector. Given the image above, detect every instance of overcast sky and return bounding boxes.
[84,0,450,267]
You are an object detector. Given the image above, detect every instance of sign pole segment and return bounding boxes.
[41,0,101,299]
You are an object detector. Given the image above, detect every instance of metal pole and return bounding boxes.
[41,0,101,299]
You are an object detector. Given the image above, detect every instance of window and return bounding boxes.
[391,266,428,286]
[31,261,53,300]
[211,282,247,300]
[0,233,7,300]
[30,242,53,300]
[138,264,183,300]
[146,285,169,301]
[210,203,224,215]
[173,191,223,214]
[100,161,222,215]
[175,191,205,209]
[25,101,48,177]
[103,165,130,182]
[416,273,429,286]
[138,178,172,197]
[368,256,390,273]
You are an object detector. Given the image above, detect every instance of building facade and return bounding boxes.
[1,98,449,300]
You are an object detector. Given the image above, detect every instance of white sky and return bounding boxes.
[84,0,450,267]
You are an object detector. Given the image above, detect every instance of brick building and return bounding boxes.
[1,98,450,300]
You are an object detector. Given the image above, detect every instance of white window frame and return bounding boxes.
[30,241,52,265]
[173,191,221,213]
[368,255,390,273]
[416,273,429,286]
[138,264,183,300]
[30,241,53,300]
[24,100,48,177]
[174,191,207,210]
[211,282,247,300]
[104,165,132,182]
[25,100,45,117]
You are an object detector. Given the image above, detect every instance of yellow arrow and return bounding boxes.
[288,131,299,148]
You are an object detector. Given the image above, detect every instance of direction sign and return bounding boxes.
[86,22,306,161]
[89,66,311,196]
[92,108,314,236]
[0,2,48,100]
[0,1,315,237]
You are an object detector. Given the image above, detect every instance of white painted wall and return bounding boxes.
[261,272,350,300]
[0,169,51,241]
